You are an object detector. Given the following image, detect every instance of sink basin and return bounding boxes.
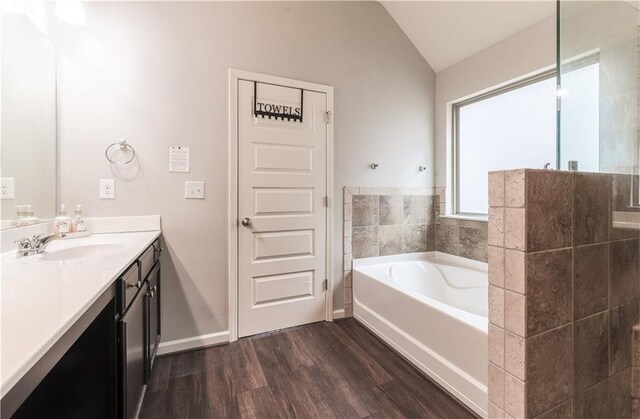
[39,243,126,261]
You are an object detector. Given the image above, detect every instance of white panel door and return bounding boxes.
[238,80,327,337]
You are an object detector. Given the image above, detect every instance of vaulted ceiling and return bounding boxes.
[381,1,556,72]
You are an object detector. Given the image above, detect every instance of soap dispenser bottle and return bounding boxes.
[23,205,39,225]
[54,204,72,234]
[72,205,87,233]
[11,205,25,227]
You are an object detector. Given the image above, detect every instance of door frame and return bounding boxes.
[228,69,334,342]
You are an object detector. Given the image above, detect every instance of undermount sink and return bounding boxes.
[39,243,126,261]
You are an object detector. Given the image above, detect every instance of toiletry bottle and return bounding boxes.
[23,205,39,225]
[72,204,87,233]
[54,204,72,234]
[11,205,25,227]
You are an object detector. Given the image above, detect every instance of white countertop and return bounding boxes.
[1,230,161,397]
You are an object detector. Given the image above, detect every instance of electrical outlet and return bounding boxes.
[100,179,115,199]
[185,181,205,199]
[0,178,14,199]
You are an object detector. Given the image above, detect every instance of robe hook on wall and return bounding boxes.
[370,163,379,170]
[418,166,427,172]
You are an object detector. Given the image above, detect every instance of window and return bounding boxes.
[453,71,557,216]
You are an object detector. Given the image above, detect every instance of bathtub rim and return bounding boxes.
[352,252,488,333]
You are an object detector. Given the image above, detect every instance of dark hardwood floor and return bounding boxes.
[140,319,477,419]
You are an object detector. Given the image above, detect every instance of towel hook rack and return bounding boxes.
[105,139,136,165]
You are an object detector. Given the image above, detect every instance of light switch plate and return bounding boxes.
[185,181,205,199]
[100,179,115,199]
[0,178,14,199]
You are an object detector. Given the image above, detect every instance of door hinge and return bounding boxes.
[323,196,329,207]
[323,279,328,291]
[325,111,332,124]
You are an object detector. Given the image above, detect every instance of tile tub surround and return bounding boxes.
[343,186,489,317]
[343,187,436,316]
[488,169,640,418]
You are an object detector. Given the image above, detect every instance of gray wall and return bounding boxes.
[55,2,436,342]
[434,16,556,189]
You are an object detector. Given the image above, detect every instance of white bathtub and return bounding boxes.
[353,252,488,417]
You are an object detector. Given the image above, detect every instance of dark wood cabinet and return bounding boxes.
[4,237,162,419]
[119,238,162,419]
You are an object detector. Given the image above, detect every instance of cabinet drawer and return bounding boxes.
[139,245,155,281]
[120,264,141,313]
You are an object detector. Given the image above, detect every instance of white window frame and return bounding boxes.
[446,68,557,219]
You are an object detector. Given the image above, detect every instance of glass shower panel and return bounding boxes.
[558,0,639,174]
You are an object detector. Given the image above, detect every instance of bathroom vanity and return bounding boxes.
[1,229,162,419]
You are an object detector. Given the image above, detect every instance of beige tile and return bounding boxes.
[343,187,353,204]
[436,224,458,256]
[505,291,526,337]
[343,253,352,271]
[574,311,608,392]
[504,169,525,208]
[489,363,505,408]
[359,187,385,195]
[504,250,525,294]
[609,368,632,419]
[488,402,505,419]
[574,243,608,320]
[535,400,572,419]
[526,325,572,418]
[345,186,359,195]
[574,379,608,419]
[488,207,504,247]
[352,226,378,258]
[505,332,525,380]
[610,239,640,308]
[344,303,353,317]
[379,225,402,256]
[610,300,639,376]
[343,203,352,222]
[410,187,430,195]
[385,187,402,195]
[379,195,403,225]
[343,270,352,288]
[489,171,505,208]
[352,195,378,226]
[404,195,427,225]
[488,246,505,288]
[343,220,352,238]
[489,324,505,368]
[504,373,525,418]
[344,286,352,304]
[489,286,505,328]
[526,170,573,252]
[526,249,572,336]
[343,237,352,254]
[573,173,610,245]
[504,208,525,251]
[403,224,427,253]
[459,226,488,262]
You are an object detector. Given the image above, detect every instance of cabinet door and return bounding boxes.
[120,285,147,419]
[145,262,161,381]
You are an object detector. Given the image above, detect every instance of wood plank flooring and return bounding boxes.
[140,319,477,419]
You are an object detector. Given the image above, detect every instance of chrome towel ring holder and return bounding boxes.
[105,139,136,165]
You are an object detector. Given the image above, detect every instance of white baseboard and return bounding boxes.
[157,330,229,355]
[332,308,346,319]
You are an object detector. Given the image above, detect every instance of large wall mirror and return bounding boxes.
[1,9,57,230]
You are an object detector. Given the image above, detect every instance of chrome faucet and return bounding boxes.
[15,233,67,256]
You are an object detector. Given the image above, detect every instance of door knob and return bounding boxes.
[241,217,252,227]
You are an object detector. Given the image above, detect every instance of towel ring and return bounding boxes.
[105,139,136,165]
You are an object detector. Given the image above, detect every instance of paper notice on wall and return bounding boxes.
[169,146,190,172]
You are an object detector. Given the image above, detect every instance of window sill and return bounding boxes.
[439,214,488,222]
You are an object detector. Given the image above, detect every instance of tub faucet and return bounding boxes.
[16,233,67,256]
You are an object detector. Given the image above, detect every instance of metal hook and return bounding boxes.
[370,163,379,170]
[418,166,427,172]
